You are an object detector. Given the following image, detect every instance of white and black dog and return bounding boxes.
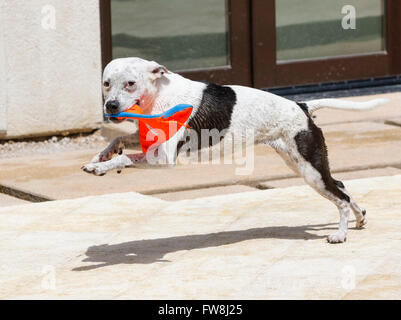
[82,57,387,243]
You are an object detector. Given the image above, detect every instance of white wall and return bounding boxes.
[0,0,103,139]
[0,0,7,136]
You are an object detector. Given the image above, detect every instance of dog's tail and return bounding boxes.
[304,98,388,115]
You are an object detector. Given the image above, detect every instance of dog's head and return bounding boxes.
[102,57,168,123]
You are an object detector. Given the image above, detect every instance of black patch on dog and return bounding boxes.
[178,83,236,151]
[295,117,350,202]
[333,179,345,189]
[190,83,236,134]
[296,102,309,115]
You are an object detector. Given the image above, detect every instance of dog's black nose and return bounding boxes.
[105,100,120,114]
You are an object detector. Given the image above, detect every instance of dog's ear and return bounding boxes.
[148,61,168,81]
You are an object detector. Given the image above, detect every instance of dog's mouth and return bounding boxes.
[107,99,140,123]
[109,118,124,124]
[128,99,141,110]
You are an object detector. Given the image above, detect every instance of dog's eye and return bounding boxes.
[127,81,135,87]
[103,81,110,88]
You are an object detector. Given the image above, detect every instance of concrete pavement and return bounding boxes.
[259,167,401,189]
[0,193,28,207]
[0,175,400,299]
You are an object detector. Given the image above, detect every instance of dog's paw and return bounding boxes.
[356,217,367,228]
[91,150,112,163]
[91,147,123,163]
[90,153,101,163]
[327,232,347,244]
[81,163,108,176]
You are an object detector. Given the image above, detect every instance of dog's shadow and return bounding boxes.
[72,222,342,271]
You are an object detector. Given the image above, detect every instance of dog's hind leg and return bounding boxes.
[332,179,367,228]
[277,121,358,243]
[283,151,351,243]
[267,139,304,178]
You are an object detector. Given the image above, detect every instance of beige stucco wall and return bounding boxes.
[0,0,103,139]
[0,0,7,135]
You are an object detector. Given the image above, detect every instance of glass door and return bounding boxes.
[276,0,385,61]
[100,0,253,86]
[252,0,401,88]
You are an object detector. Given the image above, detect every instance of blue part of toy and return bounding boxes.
[106,112,158,119]
[105,103,193,119]
[161,104,193,118]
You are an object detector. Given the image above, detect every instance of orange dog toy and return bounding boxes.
[105,104,193,153]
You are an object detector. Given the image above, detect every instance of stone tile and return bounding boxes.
[322,122,401,169]
[0,122,400,201]
[385,117,401,127]
[0,175,400,299]
[0,193,29,207]
[0,147,292,200]
[259,167,401,189]
[152,185,257,201]
[313,92,401,126]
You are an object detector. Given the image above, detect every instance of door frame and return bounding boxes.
[99,0,253,86]
[252,0,401,88]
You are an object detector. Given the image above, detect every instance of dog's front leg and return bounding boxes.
[83,126,183,175]
[82,153,147,176]
[91,134,138,163]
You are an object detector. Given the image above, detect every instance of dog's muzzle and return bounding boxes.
[105,100,120,114]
